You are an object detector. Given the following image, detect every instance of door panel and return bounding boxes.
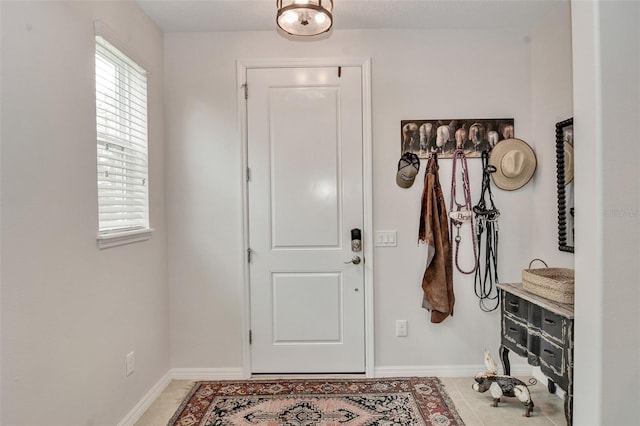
[272,272,342,343]
[269,86,340,249]
[247,66,364,373]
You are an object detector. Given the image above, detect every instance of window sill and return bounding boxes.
[97,228,154,249]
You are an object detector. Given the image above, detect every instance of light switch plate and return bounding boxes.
[375,230,397,247]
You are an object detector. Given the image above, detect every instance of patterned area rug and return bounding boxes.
[168,377,465,426]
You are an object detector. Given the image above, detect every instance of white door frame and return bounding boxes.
[237,57,374,377]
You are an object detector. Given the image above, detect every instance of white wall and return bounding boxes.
[1,2,169,425]
[0,2,581,422]
[572,1,640,424]
[164,26,571,372]
[531,1,574,266]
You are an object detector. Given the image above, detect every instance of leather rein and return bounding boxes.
[449,149,478,274]
[473,151,500,312]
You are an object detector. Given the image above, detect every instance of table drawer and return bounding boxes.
[541,310,565,343]
[503,291,528,319]
[502,315,528,356]
[540,338,565,382]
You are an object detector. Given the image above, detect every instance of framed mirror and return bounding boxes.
[556,118,574,253]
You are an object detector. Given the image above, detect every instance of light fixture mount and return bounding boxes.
[276,0,333,36]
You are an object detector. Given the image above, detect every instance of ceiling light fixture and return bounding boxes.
[276,0,333,36]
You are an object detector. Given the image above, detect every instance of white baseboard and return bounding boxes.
[117,370,172,426]
[375,363,533,378]
[117,368,245,426]
[170,367,246,380]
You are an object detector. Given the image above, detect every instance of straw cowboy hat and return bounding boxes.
[489,138,537,191]
[563,141,574,185]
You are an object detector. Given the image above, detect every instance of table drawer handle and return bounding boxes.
[508,301,519,308]
[543,349,556,358]
[544,318,556,325]
[508,327,518,332]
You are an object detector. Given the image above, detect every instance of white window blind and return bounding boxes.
[95,35,149,235]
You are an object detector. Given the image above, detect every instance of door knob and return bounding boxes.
[344,256,361,265]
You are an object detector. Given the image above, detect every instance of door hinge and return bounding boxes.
[242,82,248,99]
[246,167,251,182]
[249,330,253,344]
[247,248,253,263]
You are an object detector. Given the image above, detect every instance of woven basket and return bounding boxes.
[522,259,575,304]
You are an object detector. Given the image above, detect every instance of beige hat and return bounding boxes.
[564,141,574,185]
[396,152,420,188]
[489,138,537,191]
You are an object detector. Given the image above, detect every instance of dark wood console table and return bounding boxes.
[498,283,574,425]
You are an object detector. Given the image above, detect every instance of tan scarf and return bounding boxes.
[418,155,454,323]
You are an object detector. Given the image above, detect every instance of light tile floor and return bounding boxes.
[135,376,567,426]
[439,377,567,426]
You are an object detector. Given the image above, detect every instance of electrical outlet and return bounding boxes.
[126,352,135,376]
[396,320,408,337]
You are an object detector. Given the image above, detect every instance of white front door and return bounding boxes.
[247,66,365,373]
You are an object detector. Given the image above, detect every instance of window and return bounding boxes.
[95,35,150,247]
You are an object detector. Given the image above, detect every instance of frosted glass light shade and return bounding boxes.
[276,0,333,36]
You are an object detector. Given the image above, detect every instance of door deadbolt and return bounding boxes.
[351,228,362,252]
